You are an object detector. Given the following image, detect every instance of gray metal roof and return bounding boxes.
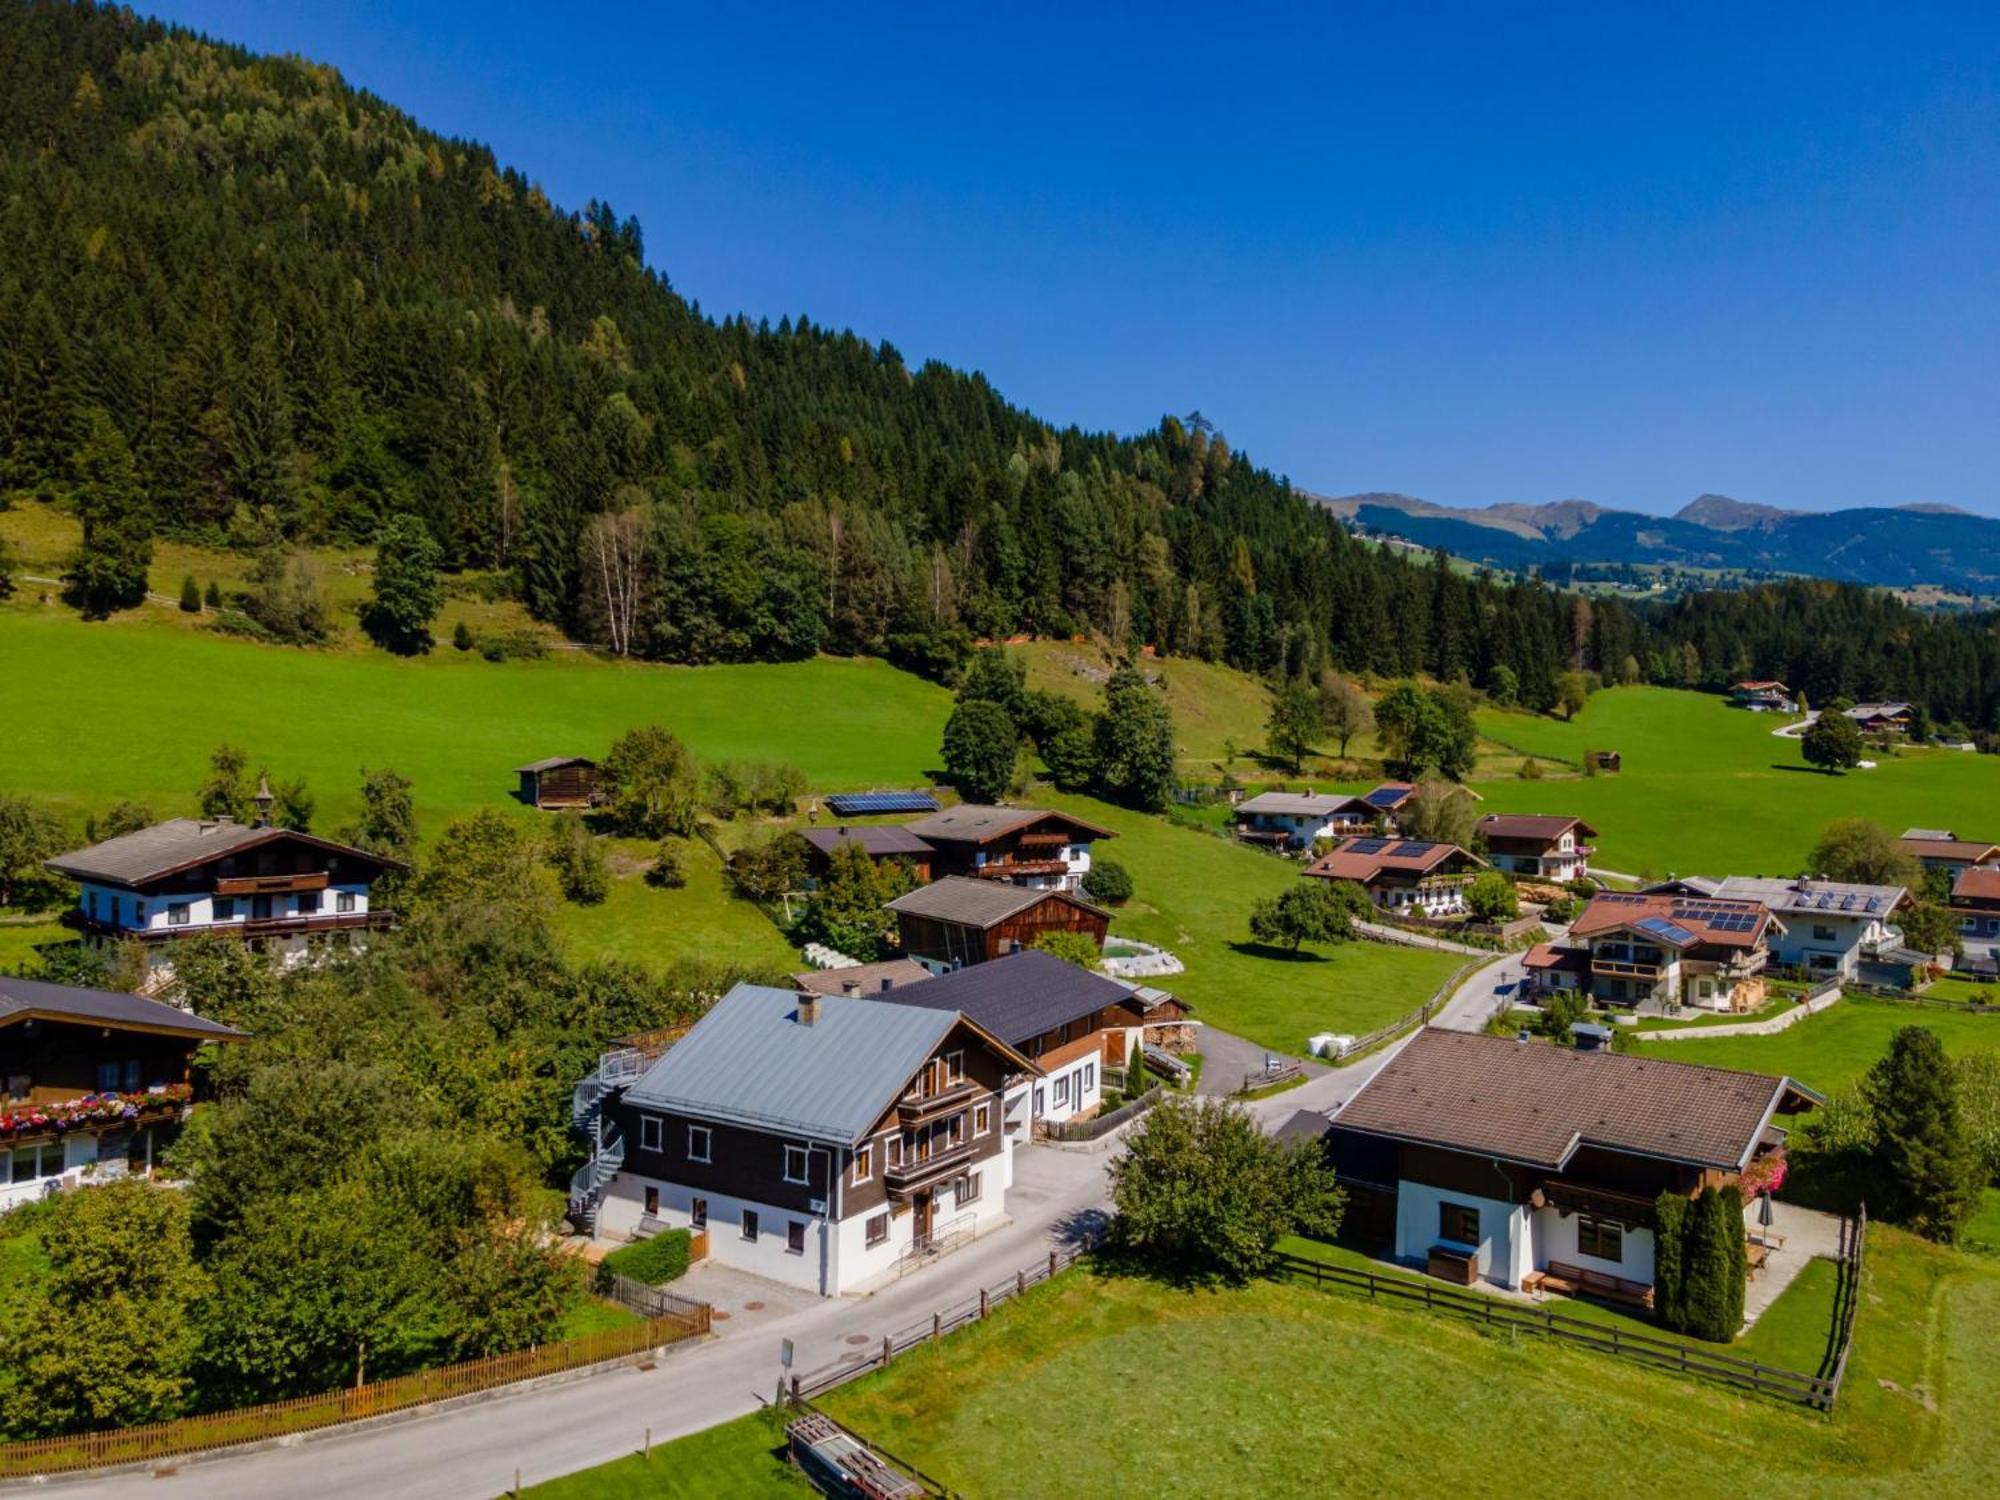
[883,948,1134,1046]
[0,975,247,1040]
[622,983,961,1144]
[885,876,1107,928]
[1236,791,1365,818]
[1710,875,1906,917]
[45,819,396,888]
[799,825,935,859]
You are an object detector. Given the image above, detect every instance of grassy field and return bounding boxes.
[1466,687,2000,877]
[1041,790,1464,1054]
[562,1225,1996,1499]
[1631,997,2000,1094]
[1017,641,1279,769]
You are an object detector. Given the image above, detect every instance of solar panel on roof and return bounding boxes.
[1865,897,1883,912]
[1840,894,1856,911]
[1365,788,1405,807]
[1633,915,1696,945]
[824,791,940,816]
[1817,893,1835,909]
[1347,837,1389,855]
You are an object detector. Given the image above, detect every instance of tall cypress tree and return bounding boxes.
[1652,1190,1689,1332]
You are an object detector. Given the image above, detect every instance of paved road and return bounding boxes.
[47,955,1512,1499]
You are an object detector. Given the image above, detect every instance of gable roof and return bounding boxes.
[1476,813,1596,844]
[1302,836,1487,884]
[515,755,597,774]
[1331,1028,1817,1173]
[883,947,1135,1046]
[1236,791,1368,819]
[1954,867,2000,903]
[1898,835,2000,866]
[1359,781,1417,811]
[799,825,935,860]
[1568,891,1771,949]
[45,819,399,889]
[1709,875,1906,918]
[903,804,1113,845]
[1732,680,1789,693]
[885,876,1108,929]
[0,975,247,1042]
[791,959,934,997]
[621,983,1027,1144]
[1522,942,1590,975]
[1845,702,1913,720]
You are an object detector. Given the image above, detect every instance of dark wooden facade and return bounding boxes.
[895,893,1110,968]
[518,758,600,810]
[921,812,1108,884]
[3,1018,202,1107]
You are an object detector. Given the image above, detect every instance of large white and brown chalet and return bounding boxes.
[46,815,399,989]
[1531,890,1776,1013]
[900,805,1113,893]
[577,982,1036,1296]
[1301,835,1487,918]
[1475,814,1596,883]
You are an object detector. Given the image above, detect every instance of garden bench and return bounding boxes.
[1542,1259,1653,1309]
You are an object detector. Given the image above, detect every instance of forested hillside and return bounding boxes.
[2,1,1998,729]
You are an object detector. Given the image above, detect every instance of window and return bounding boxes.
[87,890,99,920]
[688,1125,712,1163]
[787,1221,806,1256]
[690,1197,707,1229]
[131,903,145,926]
[214,897,236,922]
[640,1115,663,1152]
[888,1135,904,1167]
[5,1144,65,1186]
[1577,1215,1624,1262]
[122,1059,140,1092]
[298,889,321,915]
[1083,1062,1095,1093]
[974,1103,991,1136]
[1053,1073,1071,1108]
[1438,1201,1481,1247]
[643,1186,659,1216]
[168,902,190,928]
[946,1049,965,1082]
[251,895,272,921]
[866,1212,890,1248]
[853,1144,873,1184]
[947,1113,965,1146]
[956,1171,982,1207]
[741,1209,758,1242]
[784,1145,810,1185]
[336,891,357,914]
[96,1061,120,1093]
[1813,924,1836,941]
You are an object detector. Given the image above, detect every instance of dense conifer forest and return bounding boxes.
[2,1,1997,727]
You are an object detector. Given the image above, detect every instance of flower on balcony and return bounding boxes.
[1739,1151,1788,1198]
[0,1084,192,1140]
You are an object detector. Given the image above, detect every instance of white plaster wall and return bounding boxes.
[1535,1207,1656,1284]
[599,1175,832,1295]
[1394,1179,1529,1287]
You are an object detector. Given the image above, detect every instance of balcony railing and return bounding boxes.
[1591,958,1664,981]
[898,1078,978,1124]
[0,1086,191,1144]
[885,1138,978,1195]
[213,872,329,896]
[65,910,392,944]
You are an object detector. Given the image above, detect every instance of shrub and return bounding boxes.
[1081,859,1134,905]
[178,575,201,612]
[543,815,609,905]
[452,619,474,651]
[1033,930,1101,968]
[203,579,223,608]
[1466,870,1519,922]
[478,629,548,662]
[646,839,688,889]
[595,1229,692,1291]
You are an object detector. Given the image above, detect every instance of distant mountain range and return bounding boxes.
[1306,491,2000,593]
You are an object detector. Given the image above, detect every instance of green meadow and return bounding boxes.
[1465,687,2000,877]
[1632,996,2000,1095]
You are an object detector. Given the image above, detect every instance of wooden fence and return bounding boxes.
[603,1273,714,1323]
[1821,1205,1868,1408]
[1332,958,1488,1063]
[1038,1084,1165,1142]
[0,1304,710,1479]
[1274,1244,1861,1411]
[789,1240,1093,1402]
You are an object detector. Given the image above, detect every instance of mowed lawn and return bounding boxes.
[745,1228,1987,1500]
[1631,997,2000,1095]
[1466,687,2000,877]
[1044,791,1464,1054]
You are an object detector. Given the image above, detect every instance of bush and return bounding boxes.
[203,579,223,609]
[478,629,548,662]
[595,1228,692,1291]
[1081,859,1134,905]
[543,816,609,905]
[646,839,688,889]
[178,574,202,612]
[1466,870,1519,922]
[1033,930,1102,968]
[452,619,474,651]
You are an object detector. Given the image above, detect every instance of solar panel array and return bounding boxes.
[1633,915,1697,945]
[824,791,940,816]
[1390,840,1437,856]
[1346,837,1390,855]
[1364,787,1406,808]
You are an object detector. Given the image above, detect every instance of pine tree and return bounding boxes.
[179,575,202,612]
[362,516,446,655]
[1864,1026,1983,1240]
[63,409,153,619]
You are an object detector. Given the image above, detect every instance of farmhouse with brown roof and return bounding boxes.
[798,824,935,884]
[1475,813,1596,882]
[1547,890,1777,1013]
[1326,1028,1820,1298]
[886,877,1110,968]
[901,805,1113,893]
[1301,836,1487,918]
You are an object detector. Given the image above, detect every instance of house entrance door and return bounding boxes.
[913,1191,934,1247]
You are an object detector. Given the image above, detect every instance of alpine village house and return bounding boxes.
[1326,1029,1820,1302]
[899,805,1113,893]
[44,805,400,990]
[2,974,244,1211]
[570,982,1035,1295]
[1527,890,1777,1013]
[1301,836,1488,918]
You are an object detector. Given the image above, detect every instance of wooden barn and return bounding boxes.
[516,756,601,810]
[886,876,1110,968]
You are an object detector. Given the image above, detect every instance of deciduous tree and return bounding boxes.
[1801,712,1865,774]
[601,725,701,838]
[941,698,1019,804]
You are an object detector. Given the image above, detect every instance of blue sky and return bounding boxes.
[147,3,2000,516]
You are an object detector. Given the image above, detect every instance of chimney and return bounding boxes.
[880,976,894,992]
[841,980,861,997]
[798,993,820,1026]
[253,774,275,829]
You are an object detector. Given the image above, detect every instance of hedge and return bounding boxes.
[596,1228,692,1291]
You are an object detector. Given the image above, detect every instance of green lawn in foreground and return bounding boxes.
[803,1232,1993,1500]
[0,920,65,973]
[1468,687,2000,878]
[1632,997,2000,1095]
[1042,791,1465,1055]
[523,1406,809,1498]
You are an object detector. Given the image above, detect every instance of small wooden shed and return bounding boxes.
[1587,749,1622,773]
[516,756,601,810]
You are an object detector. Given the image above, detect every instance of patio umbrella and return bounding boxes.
[1758,1189,1775,1239]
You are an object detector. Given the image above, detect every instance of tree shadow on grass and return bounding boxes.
[1768,764,1844,775]
[1228,941,1331,962]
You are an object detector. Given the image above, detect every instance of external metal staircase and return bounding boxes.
[567,1046,652,1235]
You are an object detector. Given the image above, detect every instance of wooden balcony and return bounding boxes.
[64,910,392,944]
[1534,1176,1659,1229]
[885,1138,978,1196]
[898,1078,979,1125]
[1590,957,1664,981]
[972,859,1069,879]
[214,872,329,897]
